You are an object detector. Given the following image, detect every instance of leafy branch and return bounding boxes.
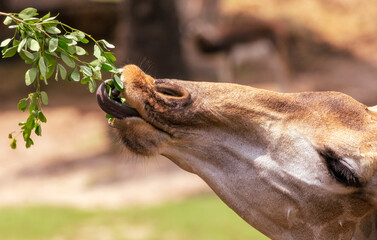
[0,8,125,149]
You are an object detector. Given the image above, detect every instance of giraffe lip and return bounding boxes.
[96,80,140,119]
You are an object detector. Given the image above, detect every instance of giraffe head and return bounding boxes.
[97,65,377,239]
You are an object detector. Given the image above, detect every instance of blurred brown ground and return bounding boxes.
[0,0,377,208]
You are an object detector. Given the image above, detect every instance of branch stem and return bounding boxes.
[0,12,38,27]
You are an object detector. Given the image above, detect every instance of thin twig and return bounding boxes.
[0,12,38,27]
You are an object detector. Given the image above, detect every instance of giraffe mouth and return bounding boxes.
[96,80,141,119]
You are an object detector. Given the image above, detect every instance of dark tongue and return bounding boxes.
[96,81,140,119]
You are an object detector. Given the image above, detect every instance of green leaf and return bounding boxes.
[61,52,75,68]
[101,63,114,72]
[20,50,37,63]
[19,50,32,64]
[28,105,37,117]
[57,64,67,80]
[40,91,48,105]
[23,127,31,140]
[43,15,58,22]
[19,8,38,20]
[106,82,113,94]
[81,76,90,84]
[2,46,17,58]
[1,45,9,54]
[99,39,115,49]
[104,52,116,62]
[47,51,58,58]
[28,39,40,51]
[55,65,59,81]
[25,17,39,23]
[49,38,58,52]
[88,78,96,93]
[66,46,76,56]
[3,16,13,25]
[25,68,38,86]
[98,57,107,64]
[80,65,92,77]
[58,38,69,52]
[22,50,35,60]
[42,12,51,20]
[43,52,55,65]
[0,38,12,48]
[26,114,35,129]
[10,139,17,149]
[35,124,42,136]
[67,40,77,47]
[38,111,47,123]
[64,35,75,40]
[25,137,34,148]
[92,67,102,80]
[39,57,47,80]
[45,26,61,34]
[45,63,56,80]
[75,46,86,55]
[17,98,28,111]
[45,54,57,70]
[17,38,27,52]
[113,74,124,91]
[114,68,123,74]
[80,38,89,44]
[89,59,100,68]
[70,31,85,41]
[94,45,101,58]
[70,68,80,82]
[8,133,13,139]
[29,93,38,108]
[43,21,59,28]
[108,118,115,126]
[12,39,20,47]
[31,109,38,118]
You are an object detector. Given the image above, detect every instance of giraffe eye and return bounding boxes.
[319,149,361,188]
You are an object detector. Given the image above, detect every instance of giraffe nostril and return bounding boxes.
[157,86,186,98]
[154,79,192,107]
[156,83,191,101]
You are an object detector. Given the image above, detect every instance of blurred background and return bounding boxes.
[1,0,377,239]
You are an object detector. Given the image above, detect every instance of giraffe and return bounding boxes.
[97,65,377,239]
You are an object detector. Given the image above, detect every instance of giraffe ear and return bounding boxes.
[367,106,377,121]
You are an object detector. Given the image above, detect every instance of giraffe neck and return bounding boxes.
[280,210,377,240]
[352,210,377,240]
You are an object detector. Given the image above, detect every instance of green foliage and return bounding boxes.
[0,8,124,149]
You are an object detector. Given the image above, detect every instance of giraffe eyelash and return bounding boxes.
[319,149,362,188]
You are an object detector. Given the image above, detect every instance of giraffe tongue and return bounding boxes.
[96,81,140,119]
